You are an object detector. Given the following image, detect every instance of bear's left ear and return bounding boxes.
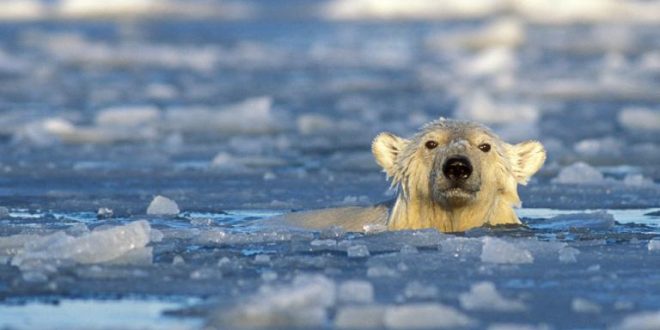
[372,132,408,178]
[508,140,546,185]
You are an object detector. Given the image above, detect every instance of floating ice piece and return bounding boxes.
[481,237,533,264]
[220,274,335,328]
[323,0,504,20]
[164,96,281,135]
[571,298,602,314]
[338,280,374,304]
[623,174,655,187]
[455,91,538,125]
[440,237,483,259]
[559,246,580,263]
[618,107,660,132]
[13,220,152,266]
[540,211,616,231]
[573,137,623,158]
[488,323,551,330]
[96,207,113,219]
[615,310,660,330]
[459,282,526,312]
[335,305,386,329]
[460,48,517,77]
[648,239,660,252]
[347,244,370,258]
[146,195,180,215]
[383,303,475,329]
[552,162,605,184]
[210,152,287,171]
[367,265,399,278]
[404,281,439,300]
[95,105,160,127]
[254,254,271,264]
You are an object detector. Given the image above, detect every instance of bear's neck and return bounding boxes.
[387,192,519,232]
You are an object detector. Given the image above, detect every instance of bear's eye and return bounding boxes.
[478,143,491,152]
[425,140,438,150]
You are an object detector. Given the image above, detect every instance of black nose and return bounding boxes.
[442,156,472,181]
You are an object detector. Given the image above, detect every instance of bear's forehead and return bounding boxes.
[418,119,494,139]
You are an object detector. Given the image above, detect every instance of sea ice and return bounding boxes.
[347,244,370,258]
[618,107,660,132]
[383,303,475,329]
[615,311,660,330]
[459,282,526,312]
[404,281,439,300]
[218,274,335,328]
[552,162,605,184]
[571,298,602,314]
[481,237,534,264]
[12,220,153,266]
[335,305,386,329]
[146,195,180,215]
[338,280,374,304]
[558,246,580,263]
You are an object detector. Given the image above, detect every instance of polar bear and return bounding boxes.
[282,118,546,233]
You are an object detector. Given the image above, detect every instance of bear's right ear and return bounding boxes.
[372,132,408,177]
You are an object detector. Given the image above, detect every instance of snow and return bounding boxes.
[552,162,605,184]
[459,282,527,311]
[481,237,534,264]
[383,303,475,329]
[146,196,180,215]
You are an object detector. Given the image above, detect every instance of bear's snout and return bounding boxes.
[442,156,472,181]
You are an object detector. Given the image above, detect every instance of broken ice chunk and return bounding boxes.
[571,298,602,314]
[552,162,605,184]
[404,281,439,300]
[335,305,386,329]
[338,280,374,304]
[615,310,660,330]
[219,274,335,328]
[648,238,660,251]
[13,220,152,266]
[559,246,580,263]
[96,207,113,219]
[618,107,660,132]
[459,282,526,312]
[481,237,533,264]
[383,303,474,329]
[347,244,370,258]
[146,195,180,215]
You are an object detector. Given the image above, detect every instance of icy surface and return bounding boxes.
[0,2,659,329]
[147,196,180,216]
[480,237,534,264]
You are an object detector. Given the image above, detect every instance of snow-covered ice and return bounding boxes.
[459,282,527,312]
[0,3,658,329]
[480,237,534,264]
[147,196,180,215]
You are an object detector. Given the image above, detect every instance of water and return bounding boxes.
[0,0,659,329]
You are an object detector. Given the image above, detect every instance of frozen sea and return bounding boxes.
[0,0,659,329]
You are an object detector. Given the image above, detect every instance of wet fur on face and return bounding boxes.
[372,118,546,232]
